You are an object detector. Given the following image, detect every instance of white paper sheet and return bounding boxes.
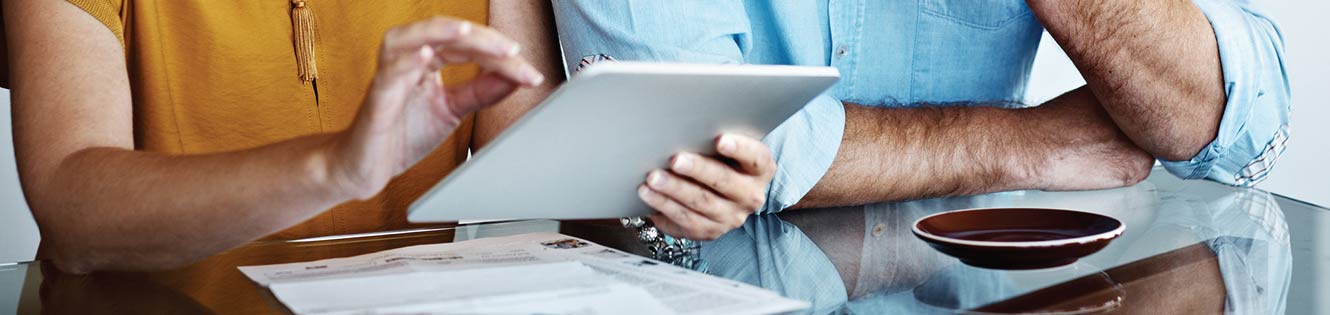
[240,233,807,315]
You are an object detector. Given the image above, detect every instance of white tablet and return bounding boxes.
[408,62,839,222]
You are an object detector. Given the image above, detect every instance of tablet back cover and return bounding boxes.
[409,62,838,222]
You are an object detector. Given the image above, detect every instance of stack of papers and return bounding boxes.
[239,232,808,315]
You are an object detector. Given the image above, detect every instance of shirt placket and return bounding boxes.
[828,0,865,100]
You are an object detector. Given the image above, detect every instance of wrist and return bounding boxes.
[1001,151,1048,192]
[995,107,1052,191]
[315,131,375,201]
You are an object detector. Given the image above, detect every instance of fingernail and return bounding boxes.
[525,68,545,86]
[505,44,522,57]
[672,154,692,172]
[419,46,434,60]
[649,170,667,188]
[638,186,656,202]
[718,135,737,153]
[457,22,473,35]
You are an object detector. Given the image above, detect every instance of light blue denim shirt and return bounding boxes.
[552,0,1291,215]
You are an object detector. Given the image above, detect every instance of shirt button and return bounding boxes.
[836,45,849,58]
[871,223,886,237]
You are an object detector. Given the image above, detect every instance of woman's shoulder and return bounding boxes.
[64,0,128,44]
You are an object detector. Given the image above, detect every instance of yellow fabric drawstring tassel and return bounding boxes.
[291,0,318,82]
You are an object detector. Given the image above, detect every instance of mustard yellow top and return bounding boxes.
[20,0,486,239]
[0,2,492,309]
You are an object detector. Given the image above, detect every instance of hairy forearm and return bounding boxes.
[26,133,351,272]
[795,88,1153,209]
[1028,0,1225,161]
[793,103,1033,208]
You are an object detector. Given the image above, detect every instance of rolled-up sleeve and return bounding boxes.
[1161,0,1291,187]
[552,1,845,214]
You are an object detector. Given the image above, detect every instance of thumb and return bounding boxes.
[444,71,520,116]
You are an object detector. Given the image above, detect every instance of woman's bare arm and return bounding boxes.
[4,1,538,273]
[4,0,354,272]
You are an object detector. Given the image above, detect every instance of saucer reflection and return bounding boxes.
[913,262,1124,314]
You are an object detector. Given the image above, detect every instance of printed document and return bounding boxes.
[239,232,808,315]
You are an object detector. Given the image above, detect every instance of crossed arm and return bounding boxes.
[1030,0,1226,161]
[792,0,1228,208]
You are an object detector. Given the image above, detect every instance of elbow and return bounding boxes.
[1117,153,1154,188]
[41,236,111,274]
[24,185,206,273]
[1153,130,1216,162]
[47,252,102,275]
[48,255,196,275]
[1150,93,1226,162]
[34,209,203,273]
[1142,124,1219,163]
[44,238,202,274]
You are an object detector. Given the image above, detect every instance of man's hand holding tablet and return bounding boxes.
[407,62,839,240]
[640,134,775,240]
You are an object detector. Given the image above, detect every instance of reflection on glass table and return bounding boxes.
[0,167,1325,314]
[707,167,1301,314]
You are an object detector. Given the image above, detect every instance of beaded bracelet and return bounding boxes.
[620,216,707,272]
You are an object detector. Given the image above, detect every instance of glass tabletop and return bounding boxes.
[1,167,1326,314]
[710,167,1321,314]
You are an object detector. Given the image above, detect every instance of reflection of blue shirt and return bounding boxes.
[552,0,1290,214]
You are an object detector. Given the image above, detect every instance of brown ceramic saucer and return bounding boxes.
[912,208,1125,270]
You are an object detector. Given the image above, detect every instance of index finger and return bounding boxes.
[390,19,541,86]
[382,17,518,58]
[715,134,775,176]
[382,18,471,57]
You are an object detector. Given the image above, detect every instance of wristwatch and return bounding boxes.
[621,216,707,272]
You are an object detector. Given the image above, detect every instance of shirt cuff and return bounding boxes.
[1162,0,1291,187]
[759,94,846,214]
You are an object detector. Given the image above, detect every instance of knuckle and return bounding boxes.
[696,189,717,208]
[747,158,761,171]
[746,192,766,211]
[707,177,726,192]
[716,169,738,187]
